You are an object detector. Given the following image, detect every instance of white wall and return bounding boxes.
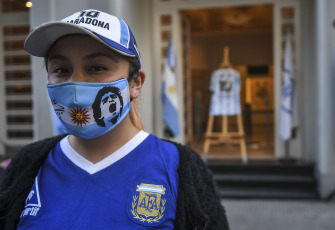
[29,0,54,141]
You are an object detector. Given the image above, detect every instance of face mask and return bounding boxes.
[47,79,130,139]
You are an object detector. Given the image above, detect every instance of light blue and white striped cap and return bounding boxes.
[24,9,141,68]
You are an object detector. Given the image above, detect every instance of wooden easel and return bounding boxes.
[203,47,247,163]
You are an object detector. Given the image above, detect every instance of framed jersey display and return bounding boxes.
[209,68,241,116]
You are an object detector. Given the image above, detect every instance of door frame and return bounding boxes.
[152,0,302,159]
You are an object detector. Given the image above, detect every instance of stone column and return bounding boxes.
[316,0,335,199]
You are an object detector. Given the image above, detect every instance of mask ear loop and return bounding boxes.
[127,69,140,101]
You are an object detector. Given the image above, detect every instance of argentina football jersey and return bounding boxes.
[17,131,179,229]
[209,68,241,115]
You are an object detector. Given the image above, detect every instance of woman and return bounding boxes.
[0,9,229,230]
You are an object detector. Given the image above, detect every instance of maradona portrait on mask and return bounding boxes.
[92,85,125,127]
[0,9,229,230]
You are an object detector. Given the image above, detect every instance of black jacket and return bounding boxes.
[0,135,229,230]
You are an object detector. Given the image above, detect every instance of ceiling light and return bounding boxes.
[25,1,33,8]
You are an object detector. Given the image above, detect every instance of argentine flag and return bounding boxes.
[161,38,180,136]
[280,31,297,141]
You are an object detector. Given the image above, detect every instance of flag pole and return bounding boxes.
[279,139,296,163]
[285,140,289,158]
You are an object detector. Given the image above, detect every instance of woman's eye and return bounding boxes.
[53,68,69,75]
[90,65,106,72]
[48,67,70,84]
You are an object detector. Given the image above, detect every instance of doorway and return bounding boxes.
[180,4,275,160]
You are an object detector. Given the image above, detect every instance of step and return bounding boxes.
[217,179,318,196]
[214,174,315,182]
[208,162,315,177]
[208,161,319,199]
[220,188,319,199]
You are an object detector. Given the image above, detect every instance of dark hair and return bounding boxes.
[125,56,144,130]
[92,86,123,127]
[127,56,140,80]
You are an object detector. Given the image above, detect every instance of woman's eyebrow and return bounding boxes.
[47,54,69,62]
[46,54,70,66]
[84,53,118,63]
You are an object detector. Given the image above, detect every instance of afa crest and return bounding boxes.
[130,183,166,224]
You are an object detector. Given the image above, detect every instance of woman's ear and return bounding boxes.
[129,69,145,99]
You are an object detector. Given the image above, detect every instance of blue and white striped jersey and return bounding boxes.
[209,68,241,115]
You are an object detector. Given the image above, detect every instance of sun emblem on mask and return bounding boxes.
[70,108,90,126]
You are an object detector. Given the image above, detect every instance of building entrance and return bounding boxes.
[180,4,275,161]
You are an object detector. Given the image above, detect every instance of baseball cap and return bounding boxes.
[24,9,141,68]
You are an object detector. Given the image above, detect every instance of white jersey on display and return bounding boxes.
[209,68,241,115]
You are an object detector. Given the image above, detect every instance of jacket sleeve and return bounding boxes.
[0,135,66,230]
[172,142,230,230]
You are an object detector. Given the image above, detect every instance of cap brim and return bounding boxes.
[24,21,134,58]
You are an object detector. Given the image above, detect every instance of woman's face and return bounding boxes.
[46,34,130,85]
